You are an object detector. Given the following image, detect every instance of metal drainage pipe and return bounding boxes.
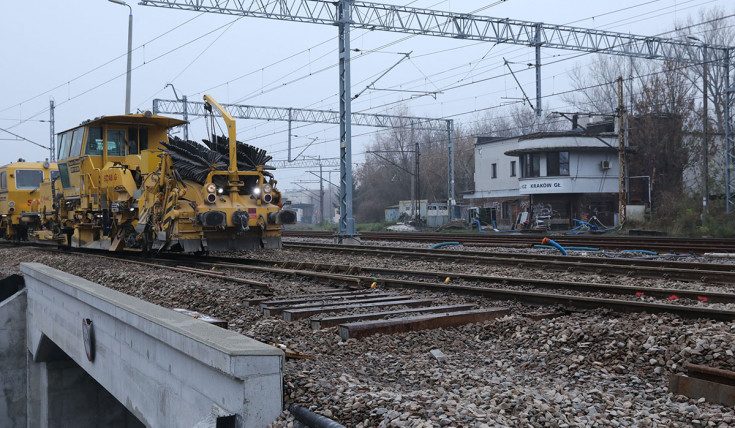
[289,404,346,428]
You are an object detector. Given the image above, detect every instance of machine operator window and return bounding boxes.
[127,127,139,154]
[15,170,44,190]
[57,131,72,160]
[139,128,148,151]
[50,170,60,182]
[84,127,104,155]
[106,129,126,156]
[0,172,6,190]
[69,129,85,157]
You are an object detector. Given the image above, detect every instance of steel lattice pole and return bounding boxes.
[337,0,356,240]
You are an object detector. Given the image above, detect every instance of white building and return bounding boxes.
[465,120,622,229]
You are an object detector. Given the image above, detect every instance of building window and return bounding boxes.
[547,151,570,176]
[491,163,497,179]
[510,161,516,177]
[521,153,541,178]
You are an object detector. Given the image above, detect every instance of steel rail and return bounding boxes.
[9,241,734,321]
[217,259,735,304]
[283,242,735,283]
[284,230,735,253]
[185,256,735,322]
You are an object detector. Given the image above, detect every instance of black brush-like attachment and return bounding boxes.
[202,134,272,171]
[161,137,226,184]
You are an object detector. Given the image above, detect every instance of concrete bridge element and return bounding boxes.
[0,263,284,427]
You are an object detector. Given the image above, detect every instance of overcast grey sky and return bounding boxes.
[1,0,732,190]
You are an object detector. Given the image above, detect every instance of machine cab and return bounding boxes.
[0,161,58,216]
[55,114,187,198]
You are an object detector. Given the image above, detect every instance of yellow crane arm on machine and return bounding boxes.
[203,95,237,174]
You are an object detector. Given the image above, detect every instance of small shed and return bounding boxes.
[427,202,449,227]
[384,205,400,222]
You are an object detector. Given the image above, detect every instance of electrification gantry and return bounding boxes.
[141,0,735,222]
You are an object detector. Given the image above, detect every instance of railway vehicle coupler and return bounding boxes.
[232,210,250,236]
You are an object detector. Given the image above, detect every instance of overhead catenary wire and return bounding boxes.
[0,11,208,117]
[141,0,732,145]
[7,0,731,163]
[251,61,712,160]
[230,3,716,142]
[0,127,49,150]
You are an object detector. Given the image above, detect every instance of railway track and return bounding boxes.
[7,240,735,334]
[282,242,735,284]
[284,230,735,253]
[87,249,735,327]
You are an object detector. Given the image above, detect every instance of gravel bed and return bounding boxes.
[4,246,735,427]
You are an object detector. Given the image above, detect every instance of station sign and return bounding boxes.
[519,179,566,194]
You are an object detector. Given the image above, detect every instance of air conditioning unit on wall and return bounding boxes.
[600,160,611,170]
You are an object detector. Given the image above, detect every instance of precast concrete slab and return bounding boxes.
[21,262,284,428]
[0,287,27,428]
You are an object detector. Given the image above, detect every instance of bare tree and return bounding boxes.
[676,6,735,135]
[354,111,479,222]
[629,61,696,207]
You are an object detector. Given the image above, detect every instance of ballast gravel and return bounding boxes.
[2,245,734,427]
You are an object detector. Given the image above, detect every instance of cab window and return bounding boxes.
[127,127,148,154]
[0,172,6,189]
[15,170,44,190]
[106,129,125,156]
[84,127,103,155]
[69,129,85,157]
[58,164,72,189]
[57,131,72,160]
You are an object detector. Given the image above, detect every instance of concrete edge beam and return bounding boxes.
[21,262,285,427]
[21,262,282,373]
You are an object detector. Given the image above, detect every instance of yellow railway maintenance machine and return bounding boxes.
[0,161,58,241]
[44,95,296,253]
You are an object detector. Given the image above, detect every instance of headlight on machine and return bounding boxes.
[263,184,272,194]
[205,183,217,194]
[253,187,261,196]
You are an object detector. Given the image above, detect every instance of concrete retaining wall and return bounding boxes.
[21,262,284,428]
[0,288,27,428]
